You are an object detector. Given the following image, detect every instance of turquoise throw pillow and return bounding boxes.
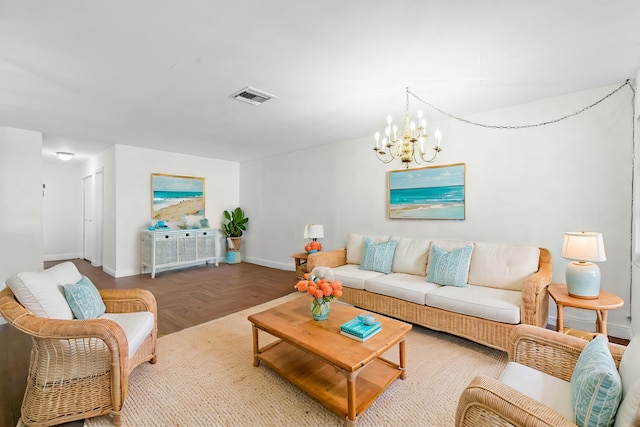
[63,276,106,319]
[426,244,473,287]
[571,335,622,427]
[359,238,397,274]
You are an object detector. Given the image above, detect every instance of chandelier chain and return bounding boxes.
[407,79,633,130]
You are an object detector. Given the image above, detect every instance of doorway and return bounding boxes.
[83,170,104,266]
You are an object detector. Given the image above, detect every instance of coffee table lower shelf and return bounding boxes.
[255,339,403,424]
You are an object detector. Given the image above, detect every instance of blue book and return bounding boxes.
[340,327,381,342]
[340,317,382,338]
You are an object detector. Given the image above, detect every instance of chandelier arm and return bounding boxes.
[375,149,397,164]
[416,147,441,163]
[407,79,632,130]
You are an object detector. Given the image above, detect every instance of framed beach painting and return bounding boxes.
[387,163,466,220]
[151,173,205,221]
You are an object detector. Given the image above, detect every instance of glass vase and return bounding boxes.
[311,297,331,321]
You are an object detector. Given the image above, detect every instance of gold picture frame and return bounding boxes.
[387,163,466,220]
[151,173,205,221]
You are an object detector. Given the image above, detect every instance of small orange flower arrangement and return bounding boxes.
[295,272,343,302]
[304,241,322,253]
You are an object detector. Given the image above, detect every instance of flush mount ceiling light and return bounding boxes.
[55,152,74,161]
[230,86,277,106]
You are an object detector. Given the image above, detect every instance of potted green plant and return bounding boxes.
[223,208,248,261]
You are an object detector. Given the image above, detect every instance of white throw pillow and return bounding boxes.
[468,243,539,291]
[6,262,81,319]
[615,334,640,427]
[390,236,431,276]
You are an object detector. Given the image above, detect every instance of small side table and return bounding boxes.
[548,283,624,338]
[291,252,309,280]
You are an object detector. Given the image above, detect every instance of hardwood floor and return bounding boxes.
[0,259,298,427]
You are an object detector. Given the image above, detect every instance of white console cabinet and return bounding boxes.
[141,228,220,278]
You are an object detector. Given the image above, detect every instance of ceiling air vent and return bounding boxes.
[230,86,277,106]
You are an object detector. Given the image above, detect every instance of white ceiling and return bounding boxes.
[1,1,639,164]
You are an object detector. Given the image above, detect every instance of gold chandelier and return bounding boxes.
[374,87,442,168]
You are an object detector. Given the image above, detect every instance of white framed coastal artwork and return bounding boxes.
[151,173,205,221]
[387,163,465,220]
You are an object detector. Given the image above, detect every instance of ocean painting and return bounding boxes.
[388,163,465,219]
[151,174,205,221]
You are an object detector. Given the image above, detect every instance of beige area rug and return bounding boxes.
[85,293,507,427]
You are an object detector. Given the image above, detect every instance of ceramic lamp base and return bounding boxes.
[566,261,600,299]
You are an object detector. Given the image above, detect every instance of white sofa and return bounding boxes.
[307,232,552,351]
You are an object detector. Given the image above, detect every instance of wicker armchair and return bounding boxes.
[0,284,157,426]
[456,324,631,427]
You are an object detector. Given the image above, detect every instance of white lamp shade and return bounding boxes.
[304,224,324,239]
[561,232,606,262]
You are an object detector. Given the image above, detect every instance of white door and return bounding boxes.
[92,170,104,267]
[83,175,94,262]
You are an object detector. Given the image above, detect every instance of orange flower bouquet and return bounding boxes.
[304,241,323,253]
[295,268,342,320]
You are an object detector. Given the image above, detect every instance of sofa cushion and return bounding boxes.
[101,311,155,358]
[500,361,575,422]
[63,276,106,319]
[346,232,390,265]
[390,236,431,276]
[615,334,640,427]
[6,261,81,319]
[571,335,622,427]
[333,264,385,290]
[425,284,521,324]
[468,243,540,291]
[365,273,440,305]
[426,244,474,287]
[360,238,398,274]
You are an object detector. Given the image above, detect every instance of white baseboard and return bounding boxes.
[44,253,82,261]
[243,256,293,271]
[548,314,632,340]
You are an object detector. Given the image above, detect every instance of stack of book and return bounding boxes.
[340,316,382,342]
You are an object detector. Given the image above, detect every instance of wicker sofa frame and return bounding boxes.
[307,247,552,351]
[0,286,158,426]
[456,324,630,426]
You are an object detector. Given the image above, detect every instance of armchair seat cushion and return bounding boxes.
[101,311,155,358]
[500,361,575,422]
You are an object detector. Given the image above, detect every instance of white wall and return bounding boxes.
[633,72,640,337]
[112,145,239,277]
[241,84,635,339]
[43,160,83,260]
[0,126,43,299]
[46,144,240,278]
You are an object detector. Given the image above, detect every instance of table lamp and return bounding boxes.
[560,231,606,299]
[304,224,324,253]
[304,224,324,242]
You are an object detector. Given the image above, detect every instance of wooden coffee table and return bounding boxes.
[248,296,412,426]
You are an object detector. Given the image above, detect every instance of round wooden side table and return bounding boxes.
[291,252,309,279]
[548,283,624,337]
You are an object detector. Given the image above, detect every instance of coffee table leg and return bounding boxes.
[251,325,260,367]
[346,372,358,426]
[399,338,407,380]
